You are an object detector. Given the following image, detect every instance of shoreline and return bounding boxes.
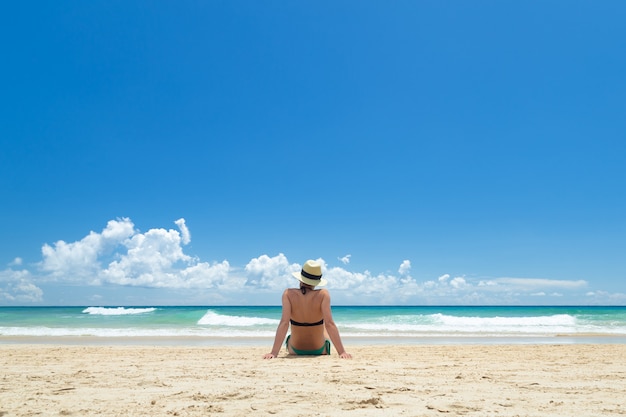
[2,344,625,416]
[3,333,626,346]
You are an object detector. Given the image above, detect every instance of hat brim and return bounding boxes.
[292,271,327,287]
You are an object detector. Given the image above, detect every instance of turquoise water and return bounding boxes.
[2,306,626,344]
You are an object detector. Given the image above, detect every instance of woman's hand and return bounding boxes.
[339,351,352,359]
[263,353,276,359]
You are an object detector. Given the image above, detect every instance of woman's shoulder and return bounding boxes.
[283,288,302,298]
[284,287,329,295]
[313,288,330,300]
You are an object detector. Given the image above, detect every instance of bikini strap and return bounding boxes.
[290,318,324,327]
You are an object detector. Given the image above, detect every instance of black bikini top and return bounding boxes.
[290,318,324,327]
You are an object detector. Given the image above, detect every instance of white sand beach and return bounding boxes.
[2,344,626,416]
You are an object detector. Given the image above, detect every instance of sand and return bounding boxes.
[1,344,625,416]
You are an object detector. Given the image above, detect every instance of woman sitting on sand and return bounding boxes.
[263,260,352,359]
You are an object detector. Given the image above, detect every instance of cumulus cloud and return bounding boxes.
[101,225,191,285]
[0,268,43,303]
[175,218,191,245]
[398,260,411,276]
[323,264,420,303]
[10,217,613,305]
[101,221,231,289]
[9,257,23,266]
[244,253,300,290]
[338,254,351,265]
[40,218,135,281]
[450,276,466,289]
[39,218,230,289]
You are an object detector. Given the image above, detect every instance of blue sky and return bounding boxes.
[1,1,625,306]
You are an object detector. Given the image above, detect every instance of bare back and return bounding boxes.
[285,288,327,350]
[264,282,351,359]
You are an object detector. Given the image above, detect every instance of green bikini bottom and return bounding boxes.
[285,335,331,355]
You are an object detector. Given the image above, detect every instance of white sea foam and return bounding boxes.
[3,308,625,342]
[433,313,577,329]
[197,310,278,326]
[344,314,581,335]
[0,326,275,338]
[82,307,157,315]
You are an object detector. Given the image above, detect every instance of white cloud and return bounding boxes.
[338,254,351,265]
[175,218,191,245]
[323,264,421,303]
[102,226,191,285]
[484,277,587,290]
[450,276,466,289]
[0,268,43,303]
[40,218,135,281]
[9,217,619,305]
[9,257,23,266]
[39,218,230,290]
[324,266,369,291]
[244,253,300,290]
[398,260,411,276]
[100,221,229,289]
[585,290,626,304]
[173,260,231,289]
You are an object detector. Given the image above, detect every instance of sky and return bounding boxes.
[1,1,625,306]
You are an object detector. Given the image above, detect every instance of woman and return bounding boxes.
[263,260,352,359]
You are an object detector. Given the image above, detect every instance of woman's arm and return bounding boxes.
[321,290,352,359]
[263,290,291,359]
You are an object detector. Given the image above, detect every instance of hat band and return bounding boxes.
[301,269,322,281]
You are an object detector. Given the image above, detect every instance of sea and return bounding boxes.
[2,306,626,345]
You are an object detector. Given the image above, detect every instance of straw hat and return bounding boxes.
[292,260,327,287]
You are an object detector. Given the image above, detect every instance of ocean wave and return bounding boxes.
[343,313,579,334]
[0,326,275,338]
[3,307,626,342]
[433,313,577,328]
[82,307,157,316]
[197,310,278,327]
[2,325,625,339]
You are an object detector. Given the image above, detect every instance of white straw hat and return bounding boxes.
[292,260,327,287]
